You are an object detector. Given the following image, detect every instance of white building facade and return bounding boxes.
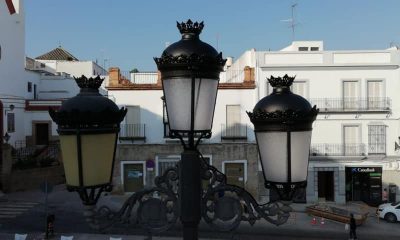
[229,41,400,204]
[108,41,400,205]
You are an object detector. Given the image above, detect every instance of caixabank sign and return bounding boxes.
[351,167,382,174]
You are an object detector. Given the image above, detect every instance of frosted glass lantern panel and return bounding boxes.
[290,131,312,182]
[256,132,287,182]
[163,77,218,131]
[60,133,116,187]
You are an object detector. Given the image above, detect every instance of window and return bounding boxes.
[343,125,360,155]
[343,81,359,110]
[225,105,242,137]
[367,80,384,110]
[368,125,386,155]
[34,84,37,99]
[27,82,32,92]
[156,156,180,193]
[291,80,308,98]
[298,47,308,51]
[156,156,180,176]
[222,160,247,188]
[121,161,145,192]
[7,113,15,132]
[310,47,319,51]
[121,105,142,138]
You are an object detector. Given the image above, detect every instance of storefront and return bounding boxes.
[345,166,382,206]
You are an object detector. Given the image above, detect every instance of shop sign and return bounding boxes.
[351,167,379,173]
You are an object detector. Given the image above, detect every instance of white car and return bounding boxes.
[377,201,400,223]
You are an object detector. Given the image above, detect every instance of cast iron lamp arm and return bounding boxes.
[81,153,292,234]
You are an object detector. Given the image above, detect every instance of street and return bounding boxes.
[0,185,399,239]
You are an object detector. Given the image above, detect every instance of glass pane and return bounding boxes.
[291,131,312,182]
[163,78,218,131]
[194,78,219,130]
[256,132,287,182]
[81,133,116,186]
[163,78,191,131]
[60,135,79,186]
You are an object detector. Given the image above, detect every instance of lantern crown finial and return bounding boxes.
[267,74,295,88]
[74,75,103,89]
[177,19,204,35]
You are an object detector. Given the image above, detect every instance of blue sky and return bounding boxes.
[25,0,400,71]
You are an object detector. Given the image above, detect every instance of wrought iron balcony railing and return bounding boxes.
[119,123,146,141]
[309,98,391,113]
[221,123,247,140]
[310,143,367,156]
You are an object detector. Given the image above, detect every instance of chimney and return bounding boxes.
[156,71,162,87]
[108,67,120,86]
[244,66,255,83]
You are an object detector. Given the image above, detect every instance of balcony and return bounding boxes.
[310,143,366,156]
[119,124,146,142]
[221,124,247,140]
[309,98,391,113]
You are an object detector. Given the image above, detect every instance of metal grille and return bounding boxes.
[158,160,179,176]
[368,125,386,154]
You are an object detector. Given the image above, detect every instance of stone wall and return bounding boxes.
[2,165,65,192]
[113,142,261,198]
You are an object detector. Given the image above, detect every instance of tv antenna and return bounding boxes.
[281,3,299,41]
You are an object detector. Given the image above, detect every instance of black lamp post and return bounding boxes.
[154,19,226,240]
[247,75,318,200]
[49,76,126,206]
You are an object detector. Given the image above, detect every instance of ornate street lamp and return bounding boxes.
[46,21,315,238]
[247,75,318,200]
[154,19,226,240]
[49,76,126,206]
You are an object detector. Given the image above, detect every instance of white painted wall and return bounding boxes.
[0,0,26,97]
[36,60,107,78]
[109,88,257,144]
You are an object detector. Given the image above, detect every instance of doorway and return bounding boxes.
[318,171,334,201]
[35,123,49,145]
[122,162,145,192]
[224,161,246,188]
